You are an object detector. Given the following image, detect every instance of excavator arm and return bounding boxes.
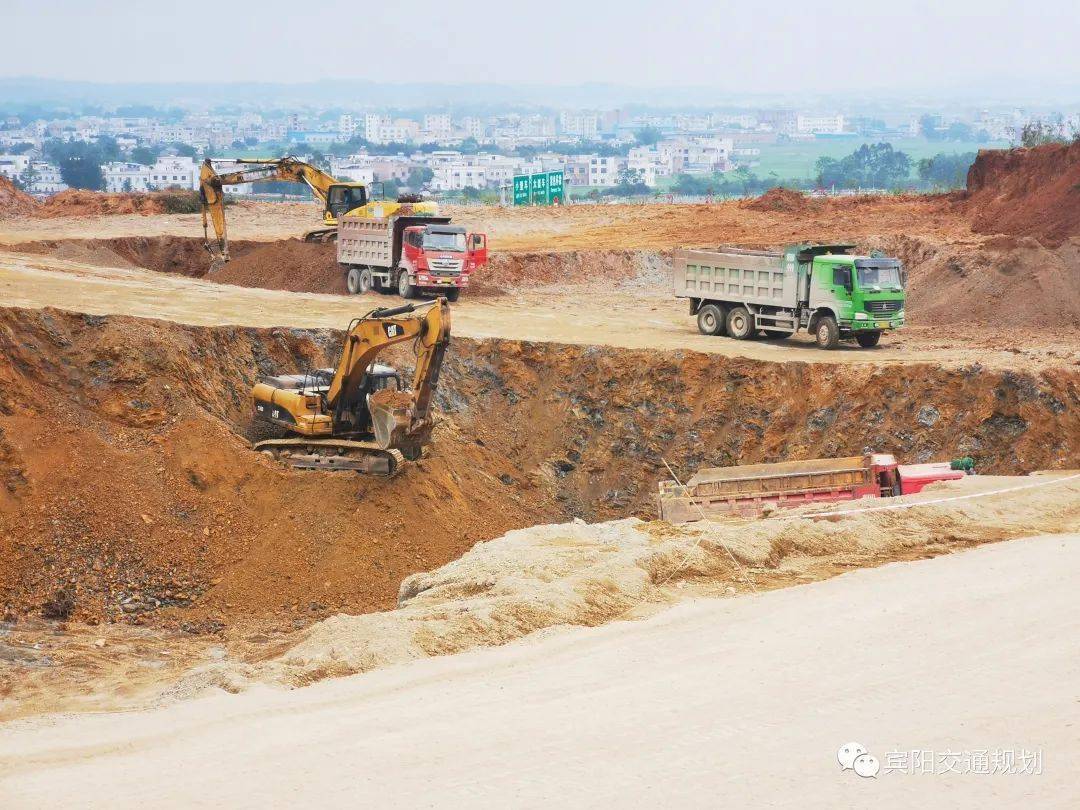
[326,298,451,459]
[199,156,364,265]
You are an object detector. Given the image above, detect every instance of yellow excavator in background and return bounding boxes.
[198,156,438,268]
[251,297,450,476]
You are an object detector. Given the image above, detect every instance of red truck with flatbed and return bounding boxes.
[657,453,966,522]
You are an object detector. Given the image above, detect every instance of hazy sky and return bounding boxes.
[4,0,1079,93]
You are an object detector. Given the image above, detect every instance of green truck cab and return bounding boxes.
[673,243,906,349]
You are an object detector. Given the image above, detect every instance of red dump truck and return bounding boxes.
[657,453,966,522]
[337,213,488,301]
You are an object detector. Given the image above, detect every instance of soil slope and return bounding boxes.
[967,142,1080,247]
[0,308,1075,631]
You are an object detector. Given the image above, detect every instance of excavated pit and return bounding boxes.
[0,306,1076,632]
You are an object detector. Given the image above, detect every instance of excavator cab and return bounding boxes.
[325,183,368,222]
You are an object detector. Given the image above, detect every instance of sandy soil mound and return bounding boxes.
[174,475,1080,693]
[35,190,168,219]
[0,176,39,218]
[213,239,346,294]
[741,187,821,214]
[867,233,1080,327]
[966,143,1080,247]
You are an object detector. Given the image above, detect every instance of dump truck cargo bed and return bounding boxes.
[658,455,892,522]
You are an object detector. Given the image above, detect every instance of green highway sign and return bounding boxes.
[513,170,565,205]
[512,175,531,205]
[547,170,564,204]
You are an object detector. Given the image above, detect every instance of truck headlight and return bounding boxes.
[854,312,868,321]
[898,310,905,319]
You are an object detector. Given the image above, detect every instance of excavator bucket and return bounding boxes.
[369,389,434,461]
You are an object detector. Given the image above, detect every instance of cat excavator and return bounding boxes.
[198,155,437,268]
[251,297,450,476]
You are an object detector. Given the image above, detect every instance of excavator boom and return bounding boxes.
[199,156,366,266]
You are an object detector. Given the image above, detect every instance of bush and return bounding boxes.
[158,190,201,214]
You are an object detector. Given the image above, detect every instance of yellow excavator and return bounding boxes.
[198,155,438,268]
[251,297,450,475]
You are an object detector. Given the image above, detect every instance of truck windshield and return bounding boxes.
[856,265,902,288]
[423,231,466,251]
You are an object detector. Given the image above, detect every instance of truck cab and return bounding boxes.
[797,245,906,348]
[399,224,487,301]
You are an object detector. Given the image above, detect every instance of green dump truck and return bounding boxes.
[673,243,905,349]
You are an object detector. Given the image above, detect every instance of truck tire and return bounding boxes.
[357,269,373,294]
[696,304,725,336]
[726,306,754,340]
[398,272,417,300]
[815,316,840,349]
[346,267,363,295]
[856,331,882,348]
[443,288,461,302]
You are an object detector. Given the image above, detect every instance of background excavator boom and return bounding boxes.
[199,156,366,265]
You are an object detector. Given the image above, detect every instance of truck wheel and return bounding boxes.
[357,269,373,294]
[398,272,417,300]
[726,306,754,340]
[346,267,363,295]
[856,331,882,348]
[815,316,840,349]
[696,304,725,336]
[443,288,461,302]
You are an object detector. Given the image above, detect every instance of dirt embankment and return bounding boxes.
[966,142,1080,247]
[34,190,170,219]
[0,308,1075,629]
[0,176,39,218]
[865,233,1080,328]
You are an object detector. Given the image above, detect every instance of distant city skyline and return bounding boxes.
[3,0,1079,98]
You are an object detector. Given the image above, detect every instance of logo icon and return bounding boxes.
[838,742,879,778]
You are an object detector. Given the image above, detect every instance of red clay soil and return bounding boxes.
[0,176,39,218]
[34,190,168,219]
[0,307,1075,629]
[213,239,347,294]
[966,142,1080,247]
[741,187,823,214]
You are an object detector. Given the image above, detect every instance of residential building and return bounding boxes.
[559,111,599,139]
[796,114,846,135]
[102,161,151,192]
[148,156,198,190]
[588,155,624,186]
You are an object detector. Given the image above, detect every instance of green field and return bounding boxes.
[748,137,1010,182]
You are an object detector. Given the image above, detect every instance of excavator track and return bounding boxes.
[254,438,403,476]
[302,227,338,244]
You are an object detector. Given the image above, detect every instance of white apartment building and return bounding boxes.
[587,155,624,186]
[102,161,151,192]
[338,114,358,138]
[423,114,451,135]
[559,111,599,139]
[432,163,490,191]
[460,116,485,139]
[796,114,846,135]
[148,156,198,190]
[0,153,31,182]
[364,114,389,142]
[25,161,67,194]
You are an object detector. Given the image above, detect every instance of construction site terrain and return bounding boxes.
[0,144,1077,727]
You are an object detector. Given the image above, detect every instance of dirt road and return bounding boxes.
[1,247,1073,370]
[2,533,1074,808]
